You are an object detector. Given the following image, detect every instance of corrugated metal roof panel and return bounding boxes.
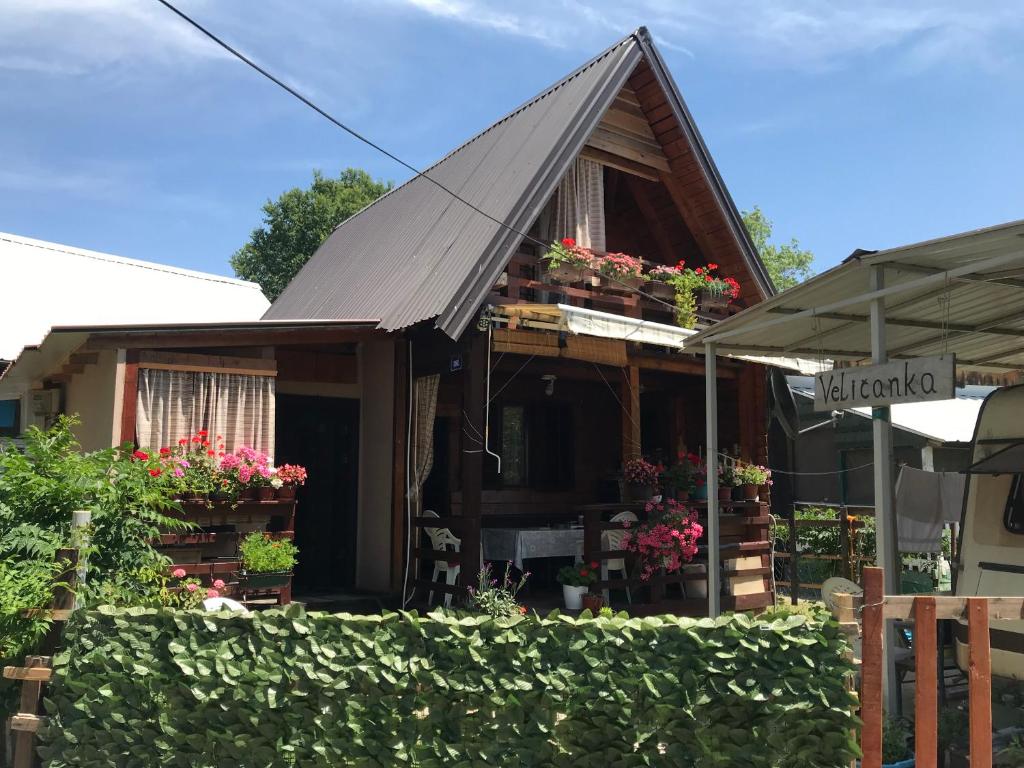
[266,36,640,335]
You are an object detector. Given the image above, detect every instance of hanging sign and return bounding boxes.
[813,355,955,411]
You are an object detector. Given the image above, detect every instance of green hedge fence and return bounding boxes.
[39,606,859,767]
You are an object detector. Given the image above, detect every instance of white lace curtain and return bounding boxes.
[135,368,275,457]
[548,157,606,251]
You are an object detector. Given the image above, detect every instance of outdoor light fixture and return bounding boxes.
[541,374,557,396]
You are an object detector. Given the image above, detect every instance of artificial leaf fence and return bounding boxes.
[39,606,858,767]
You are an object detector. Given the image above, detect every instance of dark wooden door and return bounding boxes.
[276,395,359,592]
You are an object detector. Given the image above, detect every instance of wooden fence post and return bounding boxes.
[788,509,799,605]
[914,597,938,768]
[861,566,884,768]
[967,598,992,768]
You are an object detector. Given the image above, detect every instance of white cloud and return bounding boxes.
[384,0,1024,72]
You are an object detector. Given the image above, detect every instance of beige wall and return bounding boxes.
[64,348,119,451]
[356,340,396,592]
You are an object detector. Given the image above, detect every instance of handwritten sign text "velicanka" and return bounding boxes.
[814,356,955,411]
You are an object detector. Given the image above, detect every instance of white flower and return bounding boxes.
[270,477,284,489]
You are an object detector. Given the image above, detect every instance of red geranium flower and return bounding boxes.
[159,447,171,455]
[198,430,208,437]
[149,468,162,477]
[178,438,187,446]
[708,263,719,270]
[192,437,201,443]
[579,568,589,577]
[132,450,149,461]
[561,237,576,247]
[590,561,600,569]
[207,450,216,457]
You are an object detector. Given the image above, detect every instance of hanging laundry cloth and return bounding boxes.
[895,466,964,553]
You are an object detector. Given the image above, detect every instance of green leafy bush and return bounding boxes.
[40,606,860,767]
[238,532,298,573]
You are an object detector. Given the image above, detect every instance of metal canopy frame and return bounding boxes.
[692,219,1024,715]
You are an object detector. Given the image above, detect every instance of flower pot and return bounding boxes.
[699,289,730,312]
[240,487,258,501]
[596,274,643,293]
[739,484,758,501]
[562,584,588,610]
[546,263,587,284]
[647,280,676,301]
[692,484,708,501]
[681,564,707,599]
[237,570,292,589]
[717,485,733,501]
[276,485,297,501]
[581,593,604,614]
[622,483,654,503]
[257,486,275,501]
[676,490,690,502]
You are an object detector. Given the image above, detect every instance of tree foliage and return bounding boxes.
[231,168,393,301]
[742,206,815,291]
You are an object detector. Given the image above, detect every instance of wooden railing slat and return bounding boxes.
[914,597,938,768]
[968,598,993,768]
[3,666,53,682]
[882,595,1024,620]
[10,714,43,733]
[860,567,884,768]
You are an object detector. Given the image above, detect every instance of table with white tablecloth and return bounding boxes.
[481,527,584,570]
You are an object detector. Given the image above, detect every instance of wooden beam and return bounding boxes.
[119,351,139,445]
[457,331,486,591]
[579,146,660,182]
[628,352,738,379]
[968,598,993,768]
[390,338,409,594]
[586,129,671,172]
[620,365,641,460]
[137,350,277,376]
[860,567,884,768]
[624,174,677,265]
[68,352,99,365]
[881,595,1024,620]
[914,597,938,768]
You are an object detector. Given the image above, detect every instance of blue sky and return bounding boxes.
[1,0,1022,281]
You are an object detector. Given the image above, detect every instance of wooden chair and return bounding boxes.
[422,510,461,608]
[601,510,637,604]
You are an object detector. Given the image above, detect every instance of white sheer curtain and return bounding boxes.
[136,368,275,457]
[551,157,606,251]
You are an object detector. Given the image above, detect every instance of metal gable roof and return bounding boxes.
[265,27,772,339]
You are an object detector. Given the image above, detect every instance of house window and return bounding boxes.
[0,399,19,438]
[485,401,574,490]
[1004,475,1024,534]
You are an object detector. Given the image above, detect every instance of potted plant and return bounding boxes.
[591,251,647,292]
[696,265,741,316]
[717,463,739,501]
[221,447,275,500]
[646,260,741,329]
[581,591,604,614]
[275,464,307,500]
[622,499,703,582]
[660,460,696,501]
[237,532,298,589]
[734,463,771,501]
[646,264,680,301]
[621,457,660,502]
[542,238,595,284]
[158,431,225,503]
[557,562,598,610]
[467,562,529,618]
[882,717,914,768]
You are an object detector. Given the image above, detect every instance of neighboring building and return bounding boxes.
[783,376,994,506]
[1,29,789,611]
[0,231,269,446]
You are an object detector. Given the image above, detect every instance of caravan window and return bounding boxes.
[1003,475,1024,534]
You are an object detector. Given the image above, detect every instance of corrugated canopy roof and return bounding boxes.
[686,219,1024,373]
[265,28,772,339]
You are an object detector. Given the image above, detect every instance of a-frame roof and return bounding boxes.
[265,28,774,339]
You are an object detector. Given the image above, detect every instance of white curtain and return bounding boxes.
[136,368,275,457]
[409,374,440,516]
[551,158,606,251]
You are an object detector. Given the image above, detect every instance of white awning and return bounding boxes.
[490,303,827,374]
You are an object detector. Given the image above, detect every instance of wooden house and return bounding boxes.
[0,29,794,614]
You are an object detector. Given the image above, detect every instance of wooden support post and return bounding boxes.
[620,366,641,460]
[861,567,884,768]
[118,350,139,445]
[10,656,50,768]
[839,507,851,582]
[458,331,486,591]
[914,597,938,768]
[967,598,992,768]
[391,338,409,594]
[788,511,799,606]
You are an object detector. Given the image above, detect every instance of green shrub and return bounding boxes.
[238,531,298,573]
[40,606,860,767]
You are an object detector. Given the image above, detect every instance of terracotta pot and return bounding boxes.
[240,488,258,501]
[676,490,690,502]
[276,485,297,501]
[717,485,733,501]
[581,593,604,614]
[739,484,759,501]
[257,486,275,501]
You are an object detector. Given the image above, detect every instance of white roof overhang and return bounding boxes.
[684,219,1024,373]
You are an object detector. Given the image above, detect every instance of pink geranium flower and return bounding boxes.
[206,589,220,599]
[212,579,225,590]
[185,582,198,593]
[172,568,186,579]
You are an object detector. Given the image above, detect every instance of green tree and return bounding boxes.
[742,206,814,291]
[231,168,392,301]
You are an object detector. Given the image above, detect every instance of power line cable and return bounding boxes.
[152,0,683,313]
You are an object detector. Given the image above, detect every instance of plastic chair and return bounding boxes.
[601,510,637,604]
[422,510,462,608]
[202,597,248,612]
